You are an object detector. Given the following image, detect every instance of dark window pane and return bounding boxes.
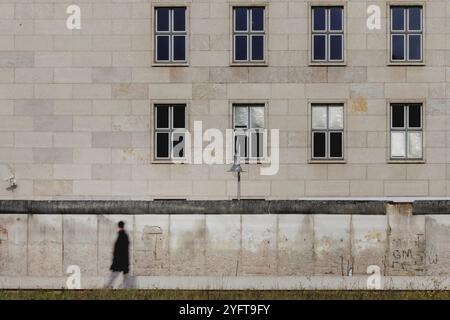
[251,35,264,60]
[235,35,248,60]
[156,36,170,61]
[329,35,343,60]
[234,8,248,31]
[408,105,421,128]
[408,35,421,60]
[313,132,326,158]
[172,106,185,128]
[392,105,405,128]
[313,7,326,31]
[156,106,169,128]
[173,7,186,31]
[392,7,405,30]
[392,35,405,60]
[250,131,264,158]
[313,35,326,60]
[173,36,185,61]
[329,132,343,158]
[408,7,421,30]
[329,7,343,30]
[251,7,264,31]
[156,8,170,31]
[172,133,185,158]
[156,133,169,158]
[235,134,247,158]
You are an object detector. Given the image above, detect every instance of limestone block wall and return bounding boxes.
[0,204,450,289]
[0,0,448,200]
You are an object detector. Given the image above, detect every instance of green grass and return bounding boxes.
[1,290,450,300]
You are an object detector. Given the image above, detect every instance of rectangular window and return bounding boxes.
[311,6,344,63]
[390,103,423,160]
[233,7,265,63]
[311,104,344,160]
[154,7,187,63]
[154,104,186,160]
[233,104,265,160]
[390,6,423,63]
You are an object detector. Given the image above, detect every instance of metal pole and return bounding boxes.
[237,171,241,200]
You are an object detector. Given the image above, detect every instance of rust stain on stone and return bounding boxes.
[115,84,131,95]
[0,224,7,242]
[316,237,332,254]
[122,148,148,162]
[351,97,367,113]
[364,231,383,242]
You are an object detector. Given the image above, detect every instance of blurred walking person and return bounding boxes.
[104,221,130,289]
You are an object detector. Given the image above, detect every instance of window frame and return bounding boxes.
[153,5,189,66]
[389,103,424,161]
[309,103,346,162]
[388,3,425,65]
[230,5,268,66]
[153,103,188,162]
[232,103,267,162]
[309,4,346,65]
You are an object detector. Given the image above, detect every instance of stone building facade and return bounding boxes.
[0,0,448,200]
[1,0,450,289]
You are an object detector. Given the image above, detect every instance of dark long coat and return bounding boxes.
[110,230,129,274]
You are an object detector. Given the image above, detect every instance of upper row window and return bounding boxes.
[233,7,266,63]
[153,5,423,66]
[390,6,423,63]
[311,6,344,63]
[154,7,187,63]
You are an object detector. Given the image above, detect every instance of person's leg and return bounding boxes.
[104,272,120,289]
[120,272,132,289]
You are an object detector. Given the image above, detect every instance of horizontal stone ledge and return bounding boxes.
[0,200,390,215]
[412,200,450,215]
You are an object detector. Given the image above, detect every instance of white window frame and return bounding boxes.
[232,6,266,64]
[232,104,266,161]
[311,104,344,160]
[311,6,344,63]
[389,5,423,63]
[154,7,188,64]
[154,104,187,161]
[390,103,423,160]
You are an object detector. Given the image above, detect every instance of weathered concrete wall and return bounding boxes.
[1,203,450,289]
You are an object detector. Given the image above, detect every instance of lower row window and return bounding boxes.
[153,103,423,162]
[233,104,265,160]
[154,104,186,160]
[311,104,344,160]
[154,104,266,161]
[390,103,422,160]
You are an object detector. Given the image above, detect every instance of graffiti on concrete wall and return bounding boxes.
[134,226,164,274]
[426,246,439,265]
[340,256,354,276]
[390,234,425,273]
[390,233,438,274]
